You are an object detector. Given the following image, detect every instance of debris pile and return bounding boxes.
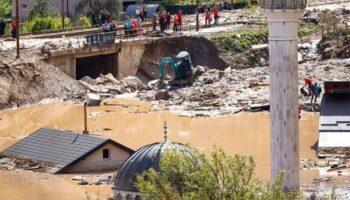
[318,35,350,59]
[79,74,146,95]
[0,155,56,172]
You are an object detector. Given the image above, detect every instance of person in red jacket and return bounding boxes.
[173,15,179,33]
[304,77,312,95]
[11,21,17,38]
[176,10,183,30]
[213,7,219,25]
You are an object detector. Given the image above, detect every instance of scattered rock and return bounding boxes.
[155,90,171,100]
[122,76,146,90]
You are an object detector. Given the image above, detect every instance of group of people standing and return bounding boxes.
[91,8,111,27]
[135,5,148,21]
[204,7,220,26]
[156,10,183,33]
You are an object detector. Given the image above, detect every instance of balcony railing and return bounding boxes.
[260,0,306,10]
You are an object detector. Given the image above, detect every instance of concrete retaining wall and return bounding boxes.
[46,40,148,80]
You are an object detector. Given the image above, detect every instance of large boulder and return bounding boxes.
[122,76,145,90]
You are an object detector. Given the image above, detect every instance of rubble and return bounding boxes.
[0,155,57,172]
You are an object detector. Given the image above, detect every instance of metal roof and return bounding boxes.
[2,128,134,173]
[318,94,350,148]
[112,142,191,192]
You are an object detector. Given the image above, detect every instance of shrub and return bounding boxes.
[78,16,91,27]
[136,147,303,200]
[26,16,72,32]
[210,29,268,52]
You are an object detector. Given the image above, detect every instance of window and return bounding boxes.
[102,148,110,159]
[21,4,27,9]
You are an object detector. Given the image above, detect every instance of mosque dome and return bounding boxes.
[112,141,190,192]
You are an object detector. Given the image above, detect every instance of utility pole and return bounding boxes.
[61,0,65,29]
[196,0,199,31]
[15,0,20,58]
[83,102,89,134]
[261,0,305,191]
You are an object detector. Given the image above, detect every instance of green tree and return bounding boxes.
[28,0,59,19]
[0,0,11,18]
[136,147,303,200]
[74,0,122,20]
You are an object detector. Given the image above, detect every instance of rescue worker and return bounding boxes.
[304,77,312,95]
[310,82,320,103]
[213,7,219,25]
[176,10,183,30]
[173,15,179,33]
[204,8,211,26]
[11,20,17,39]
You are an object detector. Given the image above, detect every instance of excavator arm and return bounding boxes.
[159,57,178,82]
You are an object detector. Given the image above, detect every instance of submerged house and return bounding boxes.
[2,128,134,173]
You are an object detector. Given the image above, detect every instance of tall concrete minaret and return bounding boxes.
[261,0,305,191]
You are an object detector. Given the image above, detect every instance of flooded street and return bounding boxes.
[0,99,320,199]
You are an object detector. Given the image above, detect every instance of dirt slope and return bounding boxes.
[136,36,228,82]
[0,52,83,109]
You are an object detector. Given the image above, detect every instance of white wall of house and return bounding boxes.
[66,143,131,173]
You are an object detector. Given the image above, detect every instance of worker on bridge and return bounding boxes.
[177,10,183,30]
[213,7,219,25]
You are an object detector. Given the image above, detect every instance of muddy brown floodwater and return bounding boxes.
[0,99,319,200]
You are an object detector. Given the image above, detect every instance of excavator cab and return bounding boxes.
[159,51,195,86]
[175,51,193,80]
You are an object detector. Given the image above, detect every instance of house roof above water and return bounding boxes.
[319,93,350,148]
[1,128,134,173]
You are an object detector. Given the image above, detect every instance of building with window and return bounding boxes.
[2,128,134,173]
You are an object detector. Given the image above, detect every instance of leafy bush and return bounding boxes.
[136,147,303,200]
[0,0,11,18]
[78,16,91,27]
[26,16,72,32]
[298,22,319,38]
[210,29,268,52]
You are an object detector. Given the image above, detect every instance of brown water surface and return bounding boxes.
[0,99,320,199]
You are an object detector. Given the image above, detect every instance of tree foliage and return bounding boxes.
[75,0,122,19]
[0,0,11,18]
[28,0,59,19]
[136,147,303,200]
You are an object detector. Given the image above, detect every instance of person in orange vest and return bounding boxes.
[11,20,17,38]
[173,15,179,33]
[213,7,219,25]
[303,77,312,95]
[176,10,183,30]
[204,8,211,26]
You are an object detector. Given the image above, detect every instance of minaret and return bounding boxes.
[260,0,305,191]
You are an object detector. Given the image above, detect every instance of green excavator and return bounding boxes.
[159,51,198,87]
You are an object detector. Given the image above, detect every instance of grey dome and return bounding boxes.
[112,142,191,192]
